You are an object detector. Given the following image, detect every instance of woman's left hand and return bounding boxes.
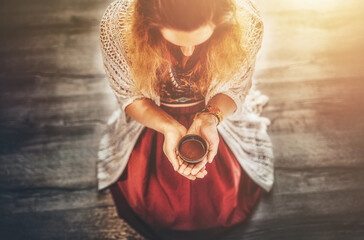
[177,112,220,177]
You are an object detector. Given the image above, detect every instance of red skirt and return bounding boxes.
[110,100,262,239]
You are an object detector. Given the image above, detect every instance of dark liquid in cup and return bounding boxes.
[179,139,205,160]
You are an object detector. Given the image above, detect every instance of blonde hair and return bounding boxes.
[125,0,250,97]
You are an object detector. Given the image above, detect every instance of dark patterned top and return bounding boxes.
[159,42,207,104]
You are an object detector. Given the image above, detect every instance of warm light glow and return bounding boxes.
[256,0,364,82]
[259,0,347,12]
[284,0,342,11]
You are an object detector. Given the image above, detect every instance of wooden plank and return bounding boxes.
[0,30,104,76]
[0,74,110,99]
[0,142,98,189]
[221,189,364,239]
[0,0,108,30]
[0,188,113,214]
[0,206,145,240]
[0,0,108,76]
[252,189,364,221]
[224,213,364,240]
[259,77,364,134]
[270,132,364,168]
[274,167,364,194]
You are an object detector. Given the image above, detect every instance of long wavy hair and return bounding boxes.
[126,0,249,97]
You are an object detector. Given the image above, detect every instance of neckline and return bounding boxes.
[166,41,207,72]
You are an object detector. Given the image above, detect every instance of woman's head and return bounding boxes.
[160,24,215,56]
[137,0,235,31]
[126,0,248,97]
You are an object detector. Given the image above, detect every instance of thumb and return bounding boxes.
[206,141,218,164]
[165,148,180,171]
[206,149,217,163]
[186,123,198,135]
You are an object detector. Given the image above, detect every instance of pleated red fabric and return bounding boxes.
[110,101,262,239]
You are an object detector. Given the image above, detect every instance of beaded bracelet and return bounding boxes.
[194,105,224,126]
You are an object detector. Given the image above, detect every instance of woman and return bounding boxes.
[98,0,274,239]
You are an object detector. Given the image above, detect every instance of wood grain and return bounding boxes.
[0,0,364,239]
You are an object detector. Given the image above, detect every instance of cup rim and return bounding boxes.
[178,134,208,164]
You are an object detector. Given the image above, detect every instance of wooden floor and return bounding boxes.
[1,0,363,239]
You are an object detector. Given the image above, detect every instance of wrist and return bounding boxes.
[194,105,223,126]
[161,119,185,135]
[194,112,219,127]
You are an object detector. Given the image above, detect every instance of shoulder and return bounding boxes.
[99,0,133,41]
[235,0,264,60]
[235,0,263,20]
[101,0,133,19]
[99,0,135,62]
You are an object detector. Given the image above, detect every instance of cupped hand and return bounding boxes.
[162,123,207,180]
[179,112,220,177]
[176,154,208,180]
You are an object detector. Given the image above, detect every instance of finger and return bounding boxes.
[183,164,194,176]
[191,158,207,175]
[178,161,189,174]
[176,149,183,165]
[192,165,204,178]
[183,174,196,180]
[196,166,207,178]
[196,171,205,178]
[177,155,183,165]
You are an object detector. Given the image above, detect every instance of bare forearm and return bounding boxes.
[125,93,237,133]
[207,93,237,119]
[125,97,181,134]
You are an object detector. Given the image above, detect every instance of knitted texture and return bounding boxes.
[98,0,274,191]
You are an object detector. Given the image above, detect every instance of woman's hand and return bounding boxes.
[178,112,220,177]
[162,123,207,180]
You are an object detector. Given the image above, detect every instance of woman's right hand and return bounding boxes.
[162,123,207,180]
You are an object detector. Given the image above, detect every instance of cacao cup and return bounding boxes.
[177,134,208,164]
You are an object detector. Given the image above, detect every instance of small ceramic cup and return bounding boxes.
[177,134,208,164]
